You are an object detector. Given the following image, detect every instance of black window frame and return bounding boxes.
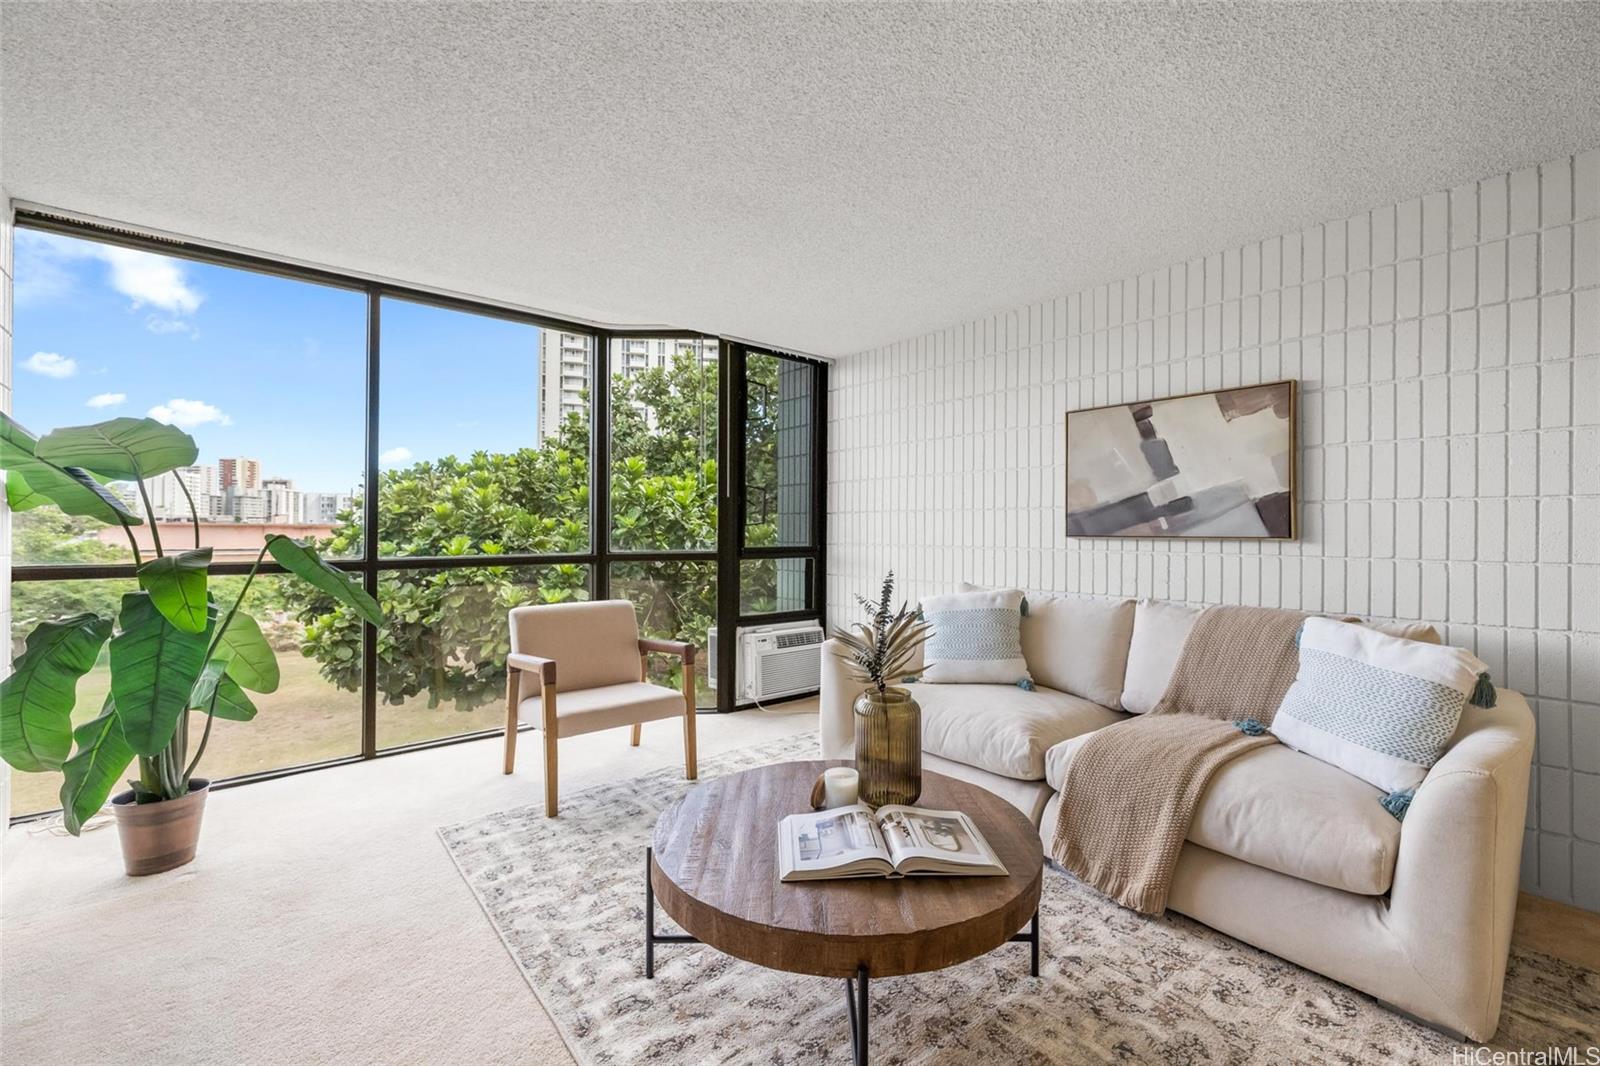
[6,211,828,821]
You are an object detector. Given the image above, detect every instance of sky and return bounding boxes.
[12,229,550,493]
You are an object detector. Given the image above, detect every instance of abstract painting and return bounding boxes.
[1065,381,1296,539]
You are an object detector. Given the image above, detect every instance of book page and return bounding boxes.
[877,807,1003,870]
[782,805,891,875]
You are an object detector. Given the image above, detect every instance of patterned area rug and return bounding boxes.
[439,734,1599,1065]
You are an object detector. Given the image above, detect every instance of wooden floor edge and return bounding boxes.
[1512,891,1600,971]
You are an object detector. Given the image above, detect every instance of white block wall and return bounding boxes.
[828,146,1600,910]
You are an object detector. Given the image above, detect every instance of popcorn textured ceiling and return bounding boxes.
[3,2,1598,357]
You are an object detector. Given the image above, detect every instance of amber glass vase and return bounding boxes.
[853,686,922,806]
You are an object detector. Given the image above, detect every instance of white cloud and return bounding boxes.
[379,446,413,465]
[145,315,198,337]
[87,392,127,409]
[148,398,231,429]
[13,230,203,318]
[23,351,79,378]
[100,247,203,315]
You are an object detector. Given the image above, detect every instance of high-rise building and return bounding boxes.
[537,331,593,443]
[261,477,304,523]
[302,491,355,524]
[143,464,220,520]
[536,334,718,443]
[218,457,262,492]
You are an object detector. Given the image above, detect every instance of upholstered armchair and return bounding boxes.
[503,600,698,817]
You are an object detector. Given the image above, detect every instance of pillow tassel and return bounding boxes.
[1017,678,1034,691]
[1293,620,1305,648]
[1235,718,1267,736]
[1470,671,1497,709]
[1380,788,1415,821]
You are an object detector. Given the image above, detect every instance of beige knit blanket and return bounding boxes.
[1049,605,1307,915]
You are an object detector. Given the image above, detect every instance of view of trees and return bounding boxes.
[10,345,802,809]
[276,348,779,716]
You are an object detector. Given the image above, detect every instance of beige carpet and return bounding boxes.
[1,703,818,1066]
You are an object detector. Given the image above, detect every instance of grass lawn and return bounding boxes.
[8,654,510,818]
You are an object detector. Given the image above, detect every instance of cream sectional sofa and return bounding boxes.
[819,593,1535,1042]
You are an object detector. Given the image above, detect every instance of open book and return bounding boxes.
[778,804,1008,882]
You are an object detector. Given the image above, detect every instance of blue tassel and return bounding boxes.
[1017,678,1035,691]
[901,674,920,684]
[1381,788,1415,821]
[1020,596,1029,617]
[1470,671,1497,709]
[1235,718,1267,736]
[1293,620,1305,648]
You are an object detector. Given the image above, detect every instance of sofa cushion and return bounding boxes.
[1045,733,1400,895]
[1009,589,1136,708]
[1119,599,1204,713]
[906,681,1125,781]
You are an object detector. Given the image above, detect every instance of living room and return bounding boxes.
[2,3,1597,1064]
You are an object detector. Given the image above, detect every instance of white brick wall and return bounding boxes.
[828,146,1600,911]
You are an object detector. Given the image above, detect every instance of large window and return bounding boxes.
[7,220,826,820]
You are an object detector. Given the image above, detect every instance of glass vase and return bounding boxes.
[853,686,922,806]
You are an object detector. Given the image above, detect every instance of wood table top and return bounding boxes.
[650,759,1044,978]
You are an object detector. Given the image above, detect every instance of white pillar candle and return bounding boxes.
[823,767,859,808]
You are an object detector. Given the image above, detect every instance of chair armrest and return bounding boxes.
[507,652,557,684]
[639,638,696,664]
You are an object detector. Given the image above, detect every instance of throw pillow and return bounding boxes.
[919,588,1031,685]
[957,584,1135,706]
[1272,617,1495,794]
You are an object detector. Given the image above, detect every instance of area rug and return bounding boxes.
[439,734,1599,1064]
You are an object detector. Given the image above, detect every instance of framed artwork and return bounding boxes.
[1065,380,1297,539]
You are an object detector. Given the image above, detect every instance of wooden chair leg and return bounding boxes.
[682,664,698,781]
[542,681,559,818]
[630,723,642,747]
[503,667,519,774]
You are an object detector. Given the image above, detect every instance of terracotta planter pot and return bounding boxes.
[110,779,210,876]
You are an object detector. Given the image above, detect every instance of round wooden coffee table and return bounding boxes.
[646,760,1044,1064]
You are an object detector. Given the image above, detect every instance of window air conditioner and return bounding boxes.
[707,621,825,703]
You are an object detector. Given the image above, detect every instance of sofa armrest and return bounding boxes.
[1384,691,1535,1040]
[819,638,867,758]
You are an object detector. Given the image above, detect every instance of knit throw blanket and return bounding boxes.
[1049,605,1307,915]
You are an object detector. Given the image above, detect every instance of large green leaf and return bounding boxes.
[0,413,143,526]
[36,416,199,481]
[187,661,257,722]
[59,698,136,836]
[266,535,384,625]
[109,592,214,756]
[0,613,113,772]
[210,675,258,722]
[212,610,280,693]
[138,548,213,634]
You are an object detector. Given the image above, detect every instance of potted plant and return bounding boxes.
[0,415,383,874]
[828,572,932,806]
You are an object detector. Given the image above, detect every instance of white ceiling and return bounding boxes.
[4,3,1599,359]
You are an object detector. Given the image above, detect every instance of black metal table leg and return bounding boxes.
[643,846,698,978]
[1009,909,1041,977]
[844,964,869,1065]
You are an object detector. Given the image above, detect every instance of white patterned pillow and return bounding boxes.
[1272,618,1495,795]
[918,589,1032,686]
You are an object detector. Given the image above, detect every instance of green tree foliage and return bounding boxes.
[282,348,767,713]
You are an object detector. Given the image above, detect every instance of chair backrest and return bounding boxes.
[508,600,641,697]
